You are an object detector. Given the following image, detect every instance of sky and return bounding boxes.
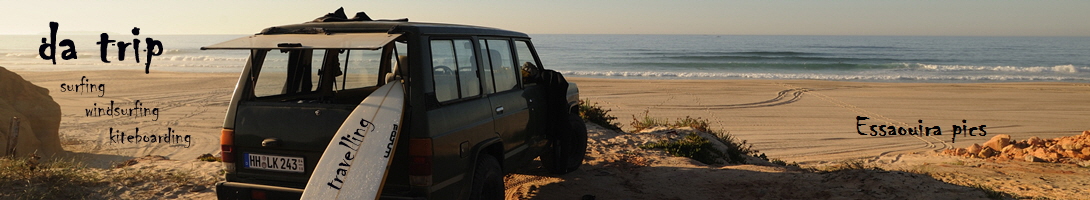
[2,1,1089,36]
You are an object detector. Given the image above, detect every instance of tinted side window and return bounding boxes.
[482,39,517,92]
[514,41,538,84]
[477,40,495,94]
[431,39,481,102]
[454,40,480,98]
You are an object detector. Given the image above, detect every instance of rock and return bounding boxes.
[1082,148,1090,159]
[1048,145,1062,152]
[1005,146,1025,158]
[1027,136,1045,147]
[1044,152,1060,162]
[1083,130,1090,136]
[1059,138,1077,150]
[941,148,956,155]
[0,67,63,160]
[953,148,967,156]
[1080,160,1090,168]
[967,144,982,155]
[1033,148,1049,159]
[983,134,1011,152]
[1062,150,1078,159]
[1026,155,1044,162]
[978,146,998,158]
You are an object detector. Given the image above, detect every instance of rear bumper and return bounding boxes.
[215,181,425,200]
[216,181,303,200]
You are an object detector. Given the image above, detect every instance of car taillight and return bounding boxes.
[251,190,266,200]
[409,138,432,186]
[221,128,236,173]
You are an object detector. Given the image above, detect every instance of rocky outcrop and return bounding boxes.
[942,131,1090,166]
[0,67,63,159]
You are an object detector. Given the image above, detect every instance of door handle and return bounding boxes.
[495,106,505,114]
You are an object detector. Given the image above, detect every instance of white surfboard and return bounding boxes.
[302,81,405,200]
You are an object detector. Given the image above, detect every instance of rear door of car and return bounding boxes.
[423,37,495,196]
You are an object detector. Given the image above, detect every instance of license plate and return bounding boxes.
[243,153,305,173]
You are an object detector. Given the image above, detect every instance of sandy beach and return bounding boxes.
[14,70,238,168]
[18,70,1090,166]
[7,69,1090,199]
[569,77,1090,164]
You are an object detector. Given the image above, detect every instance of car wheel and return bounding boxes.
[469,154,504,200]
[541,114,588,174]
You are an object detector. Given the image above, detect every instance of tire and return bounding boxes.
[469,154,504,200]
[540,114,588,174]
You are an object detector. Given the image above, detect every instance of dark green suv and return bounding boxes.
[203,10,587,200]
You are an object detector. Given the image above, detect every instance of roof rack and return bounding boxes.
[312,7,407,23]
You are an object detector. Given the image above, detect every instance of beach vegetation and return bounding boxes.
[0,156,218,199]
[949,160,966,166]
[630,111,760,164]
[0,156,104,199]
[629,110,667,132]
[197,153,221,162]
[639,133,725,165]
[902,163,935,176]
[968,183,1018,200]
[814,159,883,172]
[577,99,622,131]
[711,131,758,164]
[672,116,710,132]
[769,158,799,167]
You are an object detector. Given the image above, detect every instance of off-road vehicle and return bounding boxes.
[204,9,587,200]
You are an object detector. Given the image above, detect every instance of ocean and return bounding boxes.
[3,34,1088,82]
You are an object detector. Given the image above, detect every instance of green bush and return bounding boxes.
[577,99,622,131]
[629,110,668,132]
[0,157,104,199]
[630,111,758,164]
[672,116,710,132]
[639,134,725,165]
[712,131,757,164]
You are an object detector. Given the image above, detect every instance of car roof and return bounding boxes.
[262,21,529,38]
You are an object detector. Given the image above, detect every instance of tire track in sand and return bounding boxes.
[775,82,950,162]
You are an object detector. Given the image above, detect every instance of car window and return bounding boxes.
[482,39,518,92]
[252,49,382,98]
[339,49,382,90]
[310,50,325,90]
[253,49,317,97]
[477,40,495,94]
[514,40,538,85]
[454,40,481,97]
[431,39,481,102]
